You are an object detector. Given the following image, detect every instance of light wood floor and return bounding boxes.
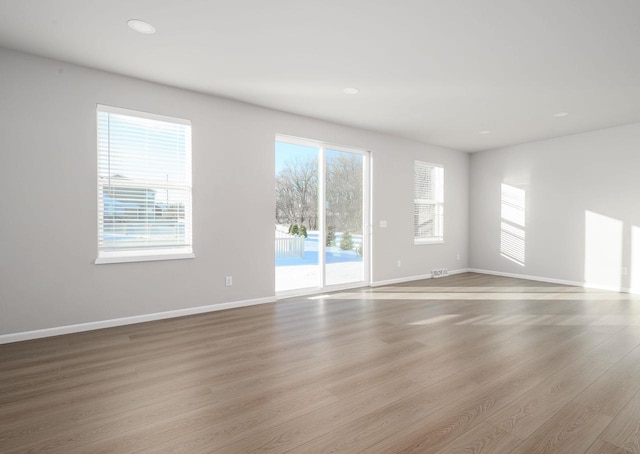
[3,273,640,453]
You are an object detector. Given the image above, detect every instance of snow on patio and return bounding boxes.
[276,231,364,291]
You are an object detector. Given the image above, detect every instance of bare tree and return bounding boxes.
[275,152,363,234]
[326,153,363,234]
[275,155,318,230]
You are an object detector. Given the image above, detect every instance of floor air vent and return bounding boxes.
[432,268,449,278]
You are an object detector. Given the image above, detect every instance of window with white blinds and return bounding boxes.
[414,161,444,244]
[96,105,193,264]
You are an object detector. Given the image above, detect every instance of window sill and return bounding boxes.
[95,250,195,265]
[414,238,444,245]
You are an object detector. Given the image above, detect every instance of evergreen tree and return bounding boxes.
[340,231,353,251]
[326,225,336,246]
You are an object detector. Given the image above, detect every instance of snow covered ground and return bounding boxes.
[276,262,364,291]
[275,229,364,291]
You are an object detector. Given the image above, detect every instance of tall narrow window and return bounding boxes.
[96,105,193,264]
[414,161,444,244]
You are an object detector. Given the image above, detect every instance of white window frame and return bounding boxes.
[414,160,444,245]
[95,105,194,264]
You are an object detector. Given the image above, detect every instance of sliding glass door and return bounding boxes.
[275,141,320,292]
[325,148,366,286]
[275,137,369,294]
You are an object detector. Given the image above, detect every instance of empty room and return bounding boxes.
[2,1,640,453]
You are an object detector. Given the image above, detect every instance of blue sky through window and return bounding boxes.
[275,141,318,174]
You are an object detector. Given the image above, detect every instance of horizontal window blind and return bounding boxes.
[97,105,192,258]
[414,161,444,242]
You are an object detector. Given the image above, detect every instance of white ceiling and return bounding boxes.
[1,0,639,152]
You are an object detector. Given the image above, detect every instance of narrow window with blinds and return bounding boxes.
[95,105,193,264]
[414,161,444,244]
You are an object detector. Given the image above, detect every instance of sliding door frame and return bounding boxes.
[275,134,371,297]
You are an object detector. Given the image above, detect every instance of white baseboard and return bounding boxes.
[468,268,633,293]
[370,268,470,287]
[370,274,431,287]
[8,267,629,345]
[447,268,471,276]
[0,296,276,345]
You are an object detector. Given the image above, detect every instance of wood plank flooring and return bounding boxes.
[2,272,640,453]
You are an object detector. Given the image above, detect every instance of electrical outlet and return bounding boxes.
[396,260,401,267]
[456,253,461,260]
[622,267,628,276]
[225,276,233,286]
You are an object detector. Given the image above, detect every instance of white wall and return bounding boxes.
[469,123,640,291]
[0,48,469,337]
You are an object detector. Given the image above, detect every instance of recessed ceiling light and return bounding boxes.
[479,130,491,135]
[343,87,359,95]
[553,112,569,118]
[127,19,156,35]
